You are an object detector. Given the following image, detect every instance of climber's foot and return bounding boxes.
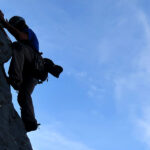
[24,121,40,132]
[51,65,63,78]
[44,58,63,78]
[7,77,21,90]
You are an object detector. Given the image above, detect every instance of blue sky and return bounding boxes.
[2,0,150,149]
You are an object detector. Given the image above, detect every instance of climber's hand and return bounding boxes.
[0,10,5,22]
[0,10,7,28]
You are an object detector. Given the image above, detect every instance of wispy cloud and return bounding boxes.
[134,34,150,148]
[28,125,94,150]
[136,106,150,148]
[113,8,150,148]
[137,11,150,73]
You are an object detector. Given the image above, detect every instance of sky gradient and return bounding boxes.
[1,0,150,150]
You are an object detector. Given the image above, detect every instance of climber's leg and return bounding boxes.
[8,42,35,90]
[8,42,25,89]
[18,76,38,132]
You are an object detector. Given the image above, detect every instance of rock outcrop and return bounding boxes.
[0,27,33,150]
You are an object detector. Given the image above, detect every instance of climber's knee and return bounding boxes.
[11,41,23,52]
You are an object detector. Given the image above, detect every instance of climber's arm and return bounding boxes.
[3,21,28,41]
[0,10,28,41]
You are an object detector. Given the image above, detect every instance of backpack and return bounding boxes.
[32,52,48,84]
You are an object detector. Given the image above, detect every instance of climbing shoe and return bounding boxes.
[23,120,40,132]
[44,58,63,78]
[52,65,63,78]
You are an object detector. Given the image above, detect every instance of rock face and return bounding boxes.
[0,27,33,150]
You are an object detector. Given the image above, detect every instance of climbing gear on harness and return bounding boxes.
[32,52,48,83]
[32,53,63,83]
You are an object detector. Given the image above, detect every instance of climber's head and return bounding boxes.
[9,16,28,31]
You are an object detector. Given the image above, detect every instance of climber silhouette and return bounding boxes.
[0,10,63,132]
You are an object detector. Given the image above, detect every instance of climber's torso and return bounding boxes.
[22,28,39,52]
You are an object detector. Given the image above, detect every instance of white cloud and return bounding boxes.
[65,68,105,100]
[28,125,94,150]
[136,107,150,148]
[97,40,112,64]
[113,8,150,148]
[137,11,150,73]
[114,9,150,103]
[75,71,88,79]
[88,84,105,99]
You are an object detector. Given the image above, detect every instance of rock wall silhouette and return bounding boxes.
[0,27,33,150]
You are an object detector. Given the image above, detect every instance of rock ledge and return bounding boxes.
[0,27,33,150]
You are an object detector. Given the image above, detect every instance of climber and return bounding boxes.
[0,10,63,132]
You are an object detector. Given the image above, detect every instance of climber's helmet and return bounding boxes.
[9,16,27,31]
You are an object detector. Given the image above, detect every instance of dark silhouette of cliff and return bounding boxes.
[0,26,33,150]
